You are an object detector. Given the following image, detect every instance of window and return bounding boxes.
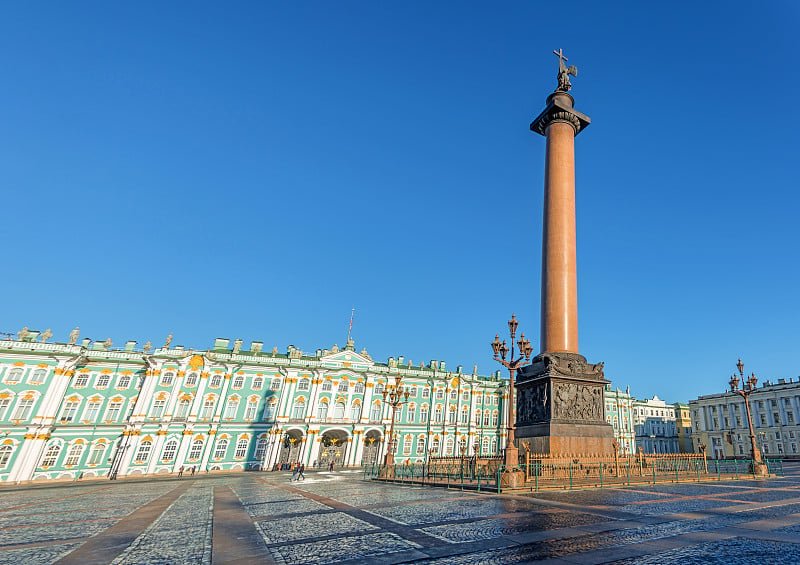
[407,404,416,422]
[161,440,178,462]
[460,407,469,424]
[482,437,490,454]
[84,401,102,422]
[12,398,34,420]
[350,403,361,421]
[333,402,345,419]
[0,398,9,420]
[434,406,443,423]
[150,399,167,419]
[271,378,281,390]
[29,369,47,384]
[235,438,248,458]
[201,398,215,420]
[95,374,110,388]
[492,411,499,426]
[117,375,131,388]
[5,368,23,384]
[403,436,412,455]
[291,400,305,419]
[213,438,229,459]
[416,437,425,455]
[134,441,152,463]
[317,401,329,419]
[354,382,364,394]
[483,411,491,427]
[476,410,482,425]
[491,438,498,454]
[61,401,79,422]
[63,443,84,466]
[252,377,263,390]
[448,407,456,424]
[188,439,204,460]
[788,412,794,424]
[445,437,454,455]
[41,444,61,467]
[175,398,191,420]
[420,405,429,423]
[160,372,175,386]
[760,414,766,425]
[254,437,269,460]
[374,383,384,395]
[244,399,258,420]
[210,375,222,388]
[232,376,244,389]
[74,373,89,387]
[450,390,457,401]
[185,373,198,387]
[431,438,440,453]
[322,381,332,392]
[298,378,310,391]
[263,399,277,421]
[104,401,122,423]
[370,402,382,421]
[462,390,470,402]
[223,398,239,419]
[436,389,444,400]
[0,445,13,468]
[337,381,349,393]
[422,387,430,399]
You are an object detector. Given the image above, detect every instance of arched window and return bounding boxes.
[244,399,258,420]
[350,403,361,421]
[271,378,282,390]
[416,437,425,455]
[476,409,482,426]
[321,381,332,391]
[420,405,429,423]
[160,372,175,386]
[482,437,490,454]
[161,440,179,462]
[354,382,364,393]
[403,435,412,455]
[434,406,443,423]
[337,381,349,393]
[74,373,89,387]
[254,437,269,459]
[445,437,454,455]
[84,400,102,422]
[184,372,198,387]
[407,404,416,422]
[492,411,499,426]
[297,378,310,391]
[460,406,469,424]
[175,398,191,420]
[462,390,470,402]
[5,368,23,384]
[490,438,498,454]
[41,444,61,467]
[188,439,204,460]
[96,374,110,388]
[150,398,167,419]
[317,401,329,420]
[374,383,384,395]
[435,389,444,400]
[234,438,248,458]
[232,376,244,389]
[209,374,223,388]
[431,437,440,453]
[252,377,263,390]
[483,411,491,427]
[263,399,277,420]
[224,397,239,419]
[370,402,382,421]
[12,397,34,420]
[61,400,79,422]
[333,402,345,419]
[0,397,10,421]
[88,443,106,465]
[448,406,457,424]
[201,397,215,420]
[213,438,229,459]
[291,400,306,420]
[0,444,13,468]
[117,374,132,388]
[458,438,467,455]
[134,441,152,463]
[30,369,47,384]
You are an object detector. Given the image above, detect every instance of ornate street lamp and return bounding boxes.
[728,358,768,476]
[382,375,411,470]
[491,314,534,486]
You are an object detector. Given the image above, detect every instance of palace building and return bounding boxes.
[0,333,508,482]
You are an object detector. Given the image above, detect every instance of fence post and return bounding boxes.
[535,463,539,492]
[652,463,656,485]
[696,458,700,481]
[716,459,720,481]
[600,462,603,488]
[569,461,573,489]
[676,464,679,483]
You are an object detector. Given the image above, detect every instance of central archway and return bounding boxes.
[361,430,382,465]
[277,430,304,467]
[319,429,349,468]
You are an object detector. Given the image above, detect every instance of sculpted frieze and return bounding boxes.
[552,382,602,422]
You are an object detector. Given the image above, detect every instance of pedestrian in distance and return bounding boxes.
[191,465,196,476]
[178,465,184,477]
[290,463,298,481]
[329,461,334,472]
[298,463,305,481]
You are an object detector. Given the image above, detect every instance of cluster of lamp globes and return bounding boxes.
[491,314,534,365]
[729,358,758,394]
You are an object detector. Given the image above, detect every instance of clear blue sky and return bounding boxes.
[2,2,798,403]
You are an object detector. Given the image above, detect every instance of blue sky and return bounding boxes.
[1,2,798,403]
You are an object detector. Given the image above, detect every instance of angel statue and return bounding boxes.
[17,327,30,341]
[103,338,113,349]
[143,341,153,353]
[554,48,578,93]
[40,329,53,342]
[69,327,80,345]
[164,333,173,348]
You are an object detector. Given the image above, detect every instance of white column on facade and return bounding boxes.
[147,432,168,475]
[277,371,296,418]
[360,377,374,424]
[173,431,193,470]
[131,358,163,424]
[199,428,218,472]
[306,433,321,466]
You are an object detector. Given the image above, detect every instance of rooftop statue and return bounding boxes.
[69,327,80,345]
[553,48,578,93]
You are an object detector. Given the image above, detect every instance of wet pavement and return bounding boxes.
[0,463,797,564]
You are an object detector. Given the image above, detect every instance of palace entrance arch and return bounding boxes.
[361,430,382,465]
[277,430,304,467]
[319,430,349,468]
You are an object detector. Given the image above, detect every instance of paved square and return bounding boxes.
[0,464,798,564]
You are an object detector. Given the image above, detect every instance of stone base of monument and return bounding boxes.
[751,461,769,477]
[500,469,526,489]
[515,352,616,456]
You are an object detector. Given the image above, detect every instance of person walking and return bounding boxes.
[178,465,184,477]
[290,463,299,481]
[191,466,196,476]
[329,461,334,472]
[298,463,305,481]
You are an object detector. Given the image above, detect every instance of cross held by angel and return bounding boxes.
[554,48,578,92]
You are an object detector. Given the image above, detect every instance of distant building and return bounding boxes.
[603,385,635,455]
[632,396,679,454]
[673,402,694,453]
[689,377,800,460]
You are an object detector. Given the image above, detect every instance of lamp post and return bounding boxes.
[491,314,533,487]
[728,358,768,476]
[381,375,410,475]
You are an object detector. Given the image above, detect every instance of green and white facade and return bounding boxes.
[0,335,508,482]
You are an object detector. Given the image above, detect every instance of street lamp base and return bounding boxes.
[751,461,769,477]
[500,469,525,489]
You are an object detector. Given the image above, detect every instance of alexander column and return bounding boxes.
[515,50,615,455]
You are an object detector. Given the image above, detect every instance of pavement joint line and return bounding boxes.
[212,485,274,565]
[257,477,444,549]
[0,486,114,513]
[52,480,192,565]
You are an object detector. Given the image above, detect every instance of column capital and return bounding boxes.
[530,92,591,136]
